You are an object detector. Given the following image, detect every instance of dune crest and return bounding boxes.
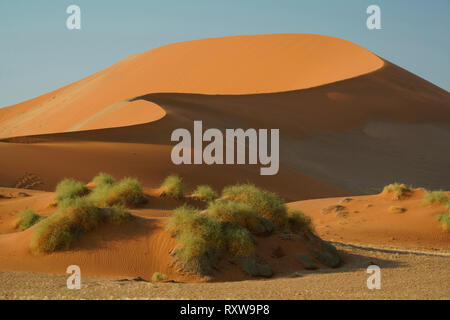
[0,33,383,138]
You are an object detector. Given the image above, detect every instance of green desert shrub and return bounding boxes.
[167,205,256,274]
[54,178,89,202]
[167,206,222,244]
[382,182,412,200]
[160,174,184,199]
[89,177,145,208]
[422,190,449,206]
[224,226,255,257]
[151,272,168,282]
[437,214,450,232]
[102,205,132,225]
[30,197,131,254]
[206,199,258,229]
[30,198,101,254]
[221,184,288,228]
[191,185,218,202]
[15,209,45,231]
[92,172,116,188]
[287,209,313,233]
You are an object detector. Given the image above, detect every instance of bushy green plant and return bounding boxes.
[221,184,288,228]
[287,209,313,233]
[437,214,450,232]
[167,205,257,274]
[382,182,412,200]
[54,178,89,202]
[423,190,449,206]
[92,172,116,187]
[30,197,101,254]
[15,209,45,231]
[160,174,184,199]
[168,206,223,273]
[206,199,257,228]
[30,197,131,254]
[224,226,255,257]
[103,205,132,225]
[191,185,218,202]
[89,177,145,207]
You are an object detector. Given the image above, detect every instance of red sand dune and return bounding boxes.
[0,34,384,137]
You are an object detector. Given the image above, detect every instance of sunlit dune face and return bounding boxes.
[0,33,383,138]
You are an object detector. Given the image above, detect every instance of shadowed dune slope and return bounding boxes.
[0,33,384,138]
[0,60,449,197]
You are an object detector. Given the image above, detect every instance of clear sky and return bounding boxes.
[1,0,449,108]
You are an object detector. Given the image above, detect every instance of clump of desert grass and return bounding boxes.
[191,185,218,202]
[287,209,314,233]
[54,178,89,202]
[92,172,116,188]
[224,226,255,257]
[160,174,184,199]
[382,182,412,200]
[30,197,131,254]
[220,184,314,233]
[30,172,140,254]
[437,214,450,232]
[221,184,287,228]
[422,190,449,206]
[30,197,102,254]
[168,184,314,274]
[15,209,46,231]
[89,175,146,208]
[206,199,258,229]
[221,184,311,233]
[151,272,168,282]
[167,205,226,274]
[389,206,406,214]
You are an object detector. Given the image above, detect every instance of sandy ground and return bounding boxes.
[288,190,450,252]
[0,244,448,300]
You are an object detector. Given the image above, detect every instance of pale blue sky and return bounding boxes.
[0,0,449,108]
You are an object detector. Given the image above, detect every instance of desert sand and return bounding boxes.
[288,189,450,252]
[0,186,448,299]
[1,244,449,300]
[0,186,344,283]
[0,33,384,138]
[0,33,448,299]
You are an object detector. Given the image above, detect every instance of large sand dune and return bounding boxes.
[0,33,384,138]
[0,62,448,196]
